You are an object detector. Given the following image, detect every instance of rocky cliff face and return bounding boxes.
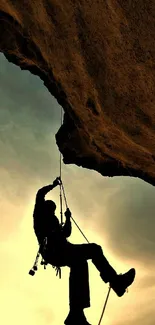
[1,0,155,185]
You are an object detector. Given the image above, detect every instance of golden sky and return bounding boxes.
[0,53,155,325]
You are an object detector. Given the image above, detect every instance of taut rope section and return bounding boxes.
[60,105,63,226]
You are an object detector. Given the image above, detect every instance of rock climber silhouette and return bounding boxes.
[33,177,136,325]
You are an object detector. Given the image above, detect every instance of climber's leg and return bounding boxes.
[69,260,90,310]
[65,242,135,297]
[66,242,116,282]
[64,260,91,325]
[83,243,117,283]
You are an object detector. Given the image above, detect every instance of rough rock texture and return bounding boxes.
[1,0,155,185]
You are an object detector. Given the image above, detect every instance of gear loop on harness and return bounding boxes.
[52,265,61,279]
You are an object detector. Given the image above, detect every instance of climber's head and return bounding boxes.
[44,200,56,216]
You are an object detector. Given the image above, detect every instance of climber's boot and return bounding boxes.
[110,268,136,297]
[64,309,91,325]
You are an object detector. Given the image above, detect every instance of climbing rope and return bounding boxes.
[97,286,111,325]
[59,179,63,226]
[59,106,63,226]
[59,107,89,243]
[58,176,111,324]
[59,107,111,325]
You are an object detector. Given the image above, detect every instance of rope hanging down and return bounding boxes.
[59,107,111,325]
[59,176,111,325]
[59,107,89,243]
[98,286,111,325]
[60,105,64,226]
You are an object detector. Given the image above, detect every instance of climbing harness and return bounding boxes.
[29,106,111,324]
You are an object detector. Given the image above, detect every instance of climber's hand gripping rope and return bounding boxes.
[64,208,71,218]
[53,176,62,187]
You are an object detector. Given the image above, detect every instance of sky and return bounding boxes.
[0,52,155,325]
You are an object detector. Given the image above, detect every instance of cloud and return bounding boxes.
[0,53,62,239]
[96,176,155,267]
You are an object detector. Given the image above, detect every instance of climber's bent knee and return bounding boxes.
[90,243,102,252]
[89,243,103,258]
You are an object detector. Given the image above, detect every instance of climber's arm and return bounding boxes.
[34,177,60,210]
[62,208,72,238]
[33,178,60,241]
[36,184,55,203]
[33,185,54,240]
